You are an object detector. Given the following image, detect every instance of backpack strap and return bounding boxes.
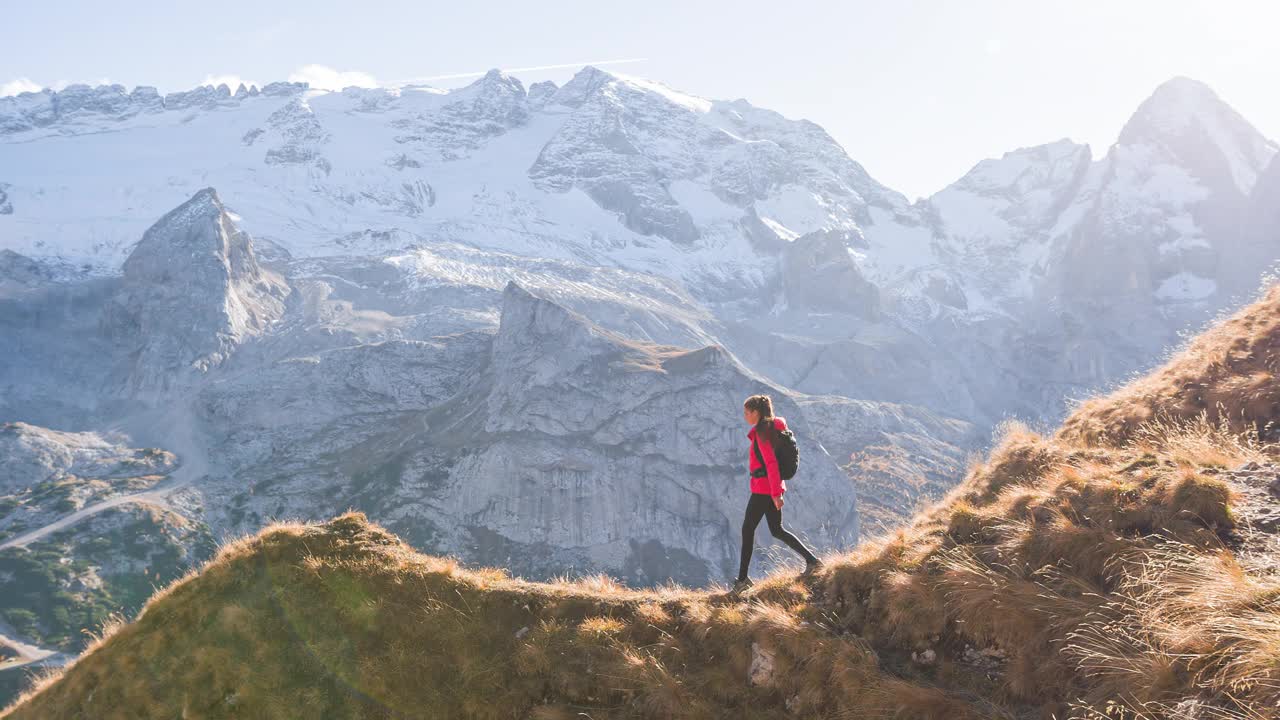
[752,433,767,474]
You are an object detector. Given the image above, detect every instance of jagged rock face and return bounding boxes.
[195,331,490,484]
[263,99,330,168]
[1239,156,1280,283]
[101,188,289,392]
[530,71,704,244]
[529,67,912,250]
[398,282,859,584]
[0,82,265,135]
[781,228,880,320]
[1116,77,1276,196]
[709,98,908,229]
[527,80,558,110]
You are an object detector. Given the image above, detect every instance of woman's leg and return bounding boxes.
[737,494,770,581]
[763,501,819,564]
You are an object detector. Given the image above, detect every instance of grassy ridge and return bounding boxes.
[3,513,984,719]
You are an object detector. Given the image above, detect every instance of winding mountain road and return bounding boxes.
[0,476,190,552]
[0,418,206,675]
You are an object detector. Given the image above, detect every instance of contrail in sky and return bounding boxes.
[390,58,648,86]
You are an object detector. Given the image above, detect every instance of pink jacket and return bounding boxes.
[747,416,787,497]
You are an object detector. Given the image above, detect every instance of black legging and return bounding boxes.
[738,492,818,581]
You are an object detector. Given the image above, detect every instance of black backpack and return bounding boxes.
[753,425,800,480]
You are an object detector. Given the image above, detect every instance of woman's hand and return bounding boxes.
[773,495,784,511]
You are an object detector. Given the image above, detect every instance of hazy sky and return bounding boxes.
[3,1,1277,198]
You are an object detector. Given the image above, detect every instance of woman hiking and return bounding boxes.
[731,394,822,594]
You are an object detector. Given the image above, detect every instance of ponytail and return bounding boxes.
[744,394,777,444]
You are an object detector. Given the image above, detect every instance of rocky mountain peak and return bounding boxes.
[550,66,617,108]
[1116,76,1277,194]
[948,139,1091,199]
[103,188,289,392]
[453,68,528,104]
[1123,77,1225,136]
[527,80,558,109]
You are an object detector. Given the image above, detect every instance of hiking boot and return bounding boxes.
[800,558,824,577]
[729,577,754,595]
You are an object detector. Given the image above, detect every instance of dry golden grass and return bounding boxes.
[821,410,1279,718]
[2,510,995,719]
[1058,282,1280,448]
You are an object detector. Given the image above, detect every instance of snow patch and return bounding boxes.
[614,74,712,114]
[1154,271,1216,301]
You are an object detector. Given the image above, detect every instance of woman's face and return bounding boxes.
[743,406,759,425]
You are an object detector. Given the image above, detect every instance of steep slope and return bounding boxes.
[927,138,1091,308]
[9,283,1280,719]
[1045,78,1276,316]
[1057,283,1280,447]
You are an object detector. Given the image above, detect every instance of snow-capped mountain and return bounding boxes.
[0,68,921,299]
[928,77,1278,318]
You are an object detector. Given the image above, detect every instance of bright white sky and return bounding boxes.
[2,1,1277,199]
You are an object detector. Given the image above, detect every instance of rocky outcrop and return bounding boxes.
[928,139,1091,305]
[416,281,860,584]
[0,421,176,496]
[0,249,52,293]
[781,228,880,320]
[196,280,860,587]
[100,188,289,393]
